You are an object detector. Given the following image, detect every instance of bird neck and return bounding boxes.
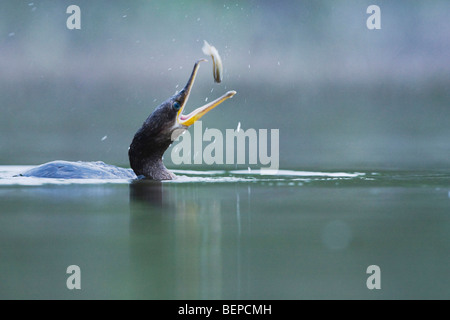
[128,132,176,181]
[130,153,175,180]
[142,157,175,180]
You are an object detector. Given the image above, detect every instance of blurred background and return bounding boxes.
[0,0,449,170]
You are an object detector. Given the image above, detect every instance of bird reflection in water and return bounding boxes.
[129,180,224,299]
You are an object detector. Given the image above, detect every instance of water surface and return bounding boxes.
[0,166,449,299]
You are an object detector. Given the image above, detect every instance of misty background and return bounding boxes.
[0,0,449,170]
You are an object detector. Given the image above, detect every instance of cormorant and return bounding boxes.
[22,59,236,180]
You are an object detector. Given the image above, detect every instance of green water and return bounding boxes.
[0,167,449,299]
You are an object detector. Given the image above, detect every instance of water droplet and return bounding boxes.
[237,122,241,132]
[101,136,107,141]
[205,97,208,102]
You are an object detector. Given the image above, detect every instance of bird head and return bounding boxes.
[129,59,236,179]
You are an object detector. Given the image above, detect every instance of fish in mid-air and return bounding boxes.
[202,40,223,83]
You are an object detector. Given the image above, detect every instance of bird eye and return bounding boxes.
[173,102,181,110]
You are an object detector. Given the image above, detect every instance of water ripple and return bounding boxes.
[1,166,448,187]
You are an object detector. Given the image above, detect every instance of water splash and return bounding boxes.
[1,166,448,187]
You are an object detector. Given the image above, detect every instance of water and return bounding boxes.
[0,166,449,299]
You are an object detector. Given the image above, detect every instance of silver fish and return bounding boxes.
[202,40,223,83]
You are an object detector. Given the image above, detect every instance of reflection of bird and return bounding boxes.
[21,60,236,180]
[129,59,236,180]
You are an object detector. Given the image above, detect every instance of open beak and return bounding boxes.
[176,59,236,127]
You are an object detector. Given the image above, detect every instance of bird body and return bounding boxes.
[22,160,136,179]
